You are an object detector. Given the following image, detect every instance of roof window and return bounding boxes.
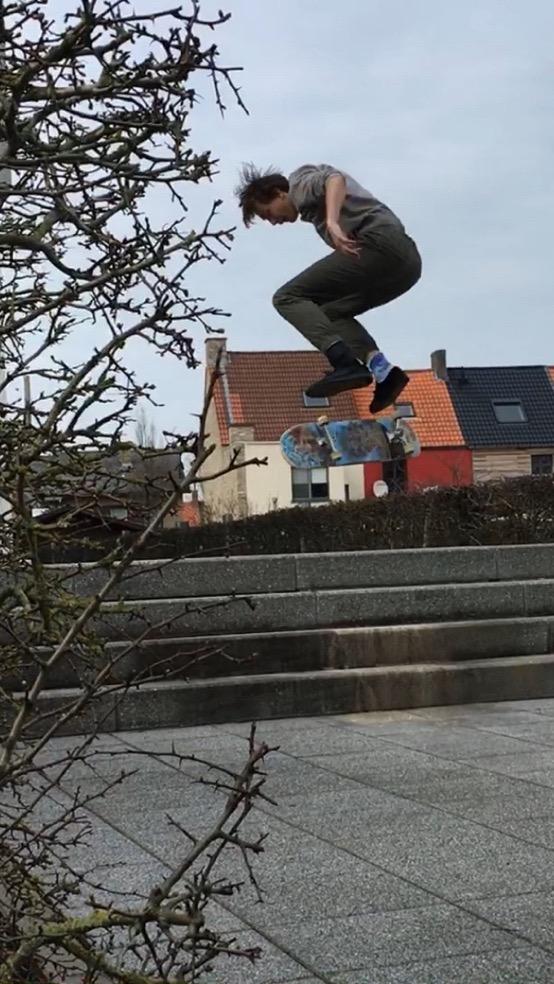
[303,393,329,409]
[492,400,527,423]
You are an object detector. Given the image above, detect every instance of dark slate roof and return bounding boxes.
[447,366,554,448]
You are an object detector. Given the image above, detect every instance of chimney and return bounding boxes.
[204,335,234,424]
[431,349,448,381]
[205,336,227,371]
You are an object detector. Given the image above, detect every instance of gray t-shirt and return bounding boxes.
[288,163,405,247]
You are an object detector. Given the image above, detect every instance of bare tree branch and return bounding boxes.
[0,4,273,982]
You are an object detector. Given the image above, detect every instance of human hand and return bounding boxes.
[326,221,361,257]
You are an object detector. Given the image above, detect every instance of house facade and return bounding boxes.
[200,339,554,517]
[34,445,184,529]
[353,368,473,496]
[446,364,554,482]
[201,338,365,519]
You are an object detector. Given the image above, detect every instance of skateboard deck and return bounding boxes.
[280,415,420,469]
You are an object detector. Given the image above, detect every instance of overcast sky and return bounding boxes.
[56,1,554,433]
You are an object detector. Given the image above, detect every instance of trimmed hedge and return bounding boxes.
[42,476,554,561]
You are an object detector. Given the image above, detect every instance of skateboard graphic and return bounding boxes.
[280,415,421,469]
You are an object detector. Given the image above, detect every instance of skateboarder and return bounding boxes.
[236,163,422,412]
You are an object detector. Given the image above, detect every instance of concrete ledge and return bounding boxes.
[67,554,297,600]
[91,578,554,639]
[295,546,497,590]
[315,581,527,629]
[23,653,554,734]
[0,687,118,738]
[524,579,554,617]
[495,543,554,581]
[51,543,554,600]
[4,578,553,649]
[8,617,554,690]
[94,591,319,640]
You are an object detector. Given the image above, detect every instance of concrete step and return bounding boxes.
[9,616,554,690]
[58,542,554,599]
[19,653,554,735]
[93,577,554,640]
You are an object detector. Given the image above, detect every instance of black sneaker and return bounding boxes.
[305,364,372,398]
[370,367,409,413]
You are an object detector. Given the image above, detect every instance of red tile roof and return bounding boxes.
[208,349,464,448]
[352,369,465,447]
[177,500,201,527]
[211,351,358,443]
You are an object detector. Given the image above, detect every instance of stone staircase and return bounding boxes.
[11,543,554,734]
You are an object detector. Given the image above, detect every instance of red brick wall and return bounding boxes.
[364,448,473,496]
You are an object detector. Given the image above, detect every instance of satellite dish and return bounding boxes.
[373,479,389,498]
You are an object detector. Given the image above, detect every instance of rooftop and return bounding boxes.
[206,341,554,451]
[351,368,465,448]
[211,349,358,443]
[447,366,554,448]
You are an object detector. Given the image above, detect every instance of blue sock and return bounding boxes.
[368,351,392,383]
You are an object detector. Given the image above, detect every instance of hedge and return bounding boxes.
[41,476,554,562]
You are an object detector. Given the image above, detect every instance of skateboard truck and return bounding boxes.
[317,415,342,460]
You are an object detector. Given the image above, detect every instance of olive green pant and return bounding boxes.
[272,227,422,362]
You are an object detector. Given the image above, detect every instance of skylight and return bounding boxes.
[492,400,527,423]
[303,393,329,409]
[394,402,415,418]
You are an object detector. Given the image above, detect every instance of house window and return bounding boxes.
[303,393,330,409]
[531,454,553,475]
[291,467,329,502]
[394,402,415,418]
[492,400,527,423]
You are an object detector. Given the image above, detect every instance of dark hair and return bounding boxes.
[235,164,289,226]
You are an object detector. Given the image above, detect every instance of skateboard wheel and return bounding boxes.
[317,415,329,425]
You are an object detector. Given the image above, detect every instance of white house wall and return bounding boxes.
[198,401,243,519]
[243,442,365,514]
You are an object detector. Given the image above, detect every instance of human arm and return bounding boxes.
[325,174,360,257]
[288,164,361,255]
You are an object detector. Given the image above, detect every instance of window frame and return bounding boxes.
[531,453,553,476]
[302,393,330,409]
[291,466,330,503]
[492,399,527,424]
[393,401,415,418]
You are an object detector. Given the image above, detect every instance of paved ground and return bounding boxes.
[54,698,554,983]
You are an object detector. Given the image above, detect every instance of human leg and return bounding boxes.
[272,252,374,395]
[321,232,421,409]
[272,230,421,400]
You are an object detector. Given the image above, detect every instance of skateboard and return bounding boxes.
[280,414,420,469]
